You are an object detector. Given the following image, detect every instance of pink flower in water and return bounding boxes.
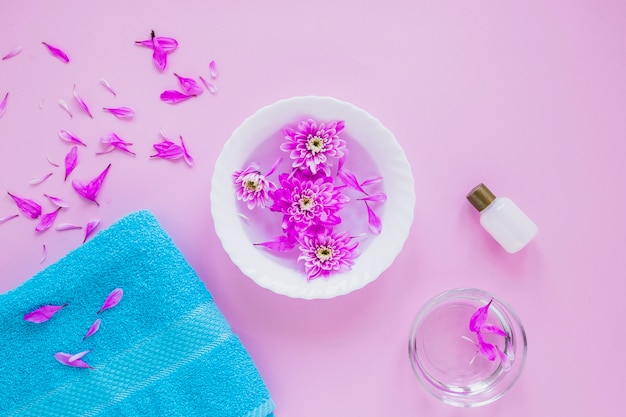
[232,161,280,210]
[280,119,346,175]
[297,229,359,280]
[269,171,348,232]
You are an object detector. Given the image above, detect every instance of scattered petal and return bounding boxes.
[151,32,167,71]
[2,45,22,60]
[209,60,218,79]
[179,135,194,166]
[71,164,111,206]
[96,133,135,156]
[337,167,367,194]
[135,36,178,52]
[102,106,135,120]
[150,140,184,160]
[0,214,19,225]
[254,234,298,252]
[7,192,41,218]
[24,303,68,323]
[357,192,387,203]
[199,76,217,94]
[58,99,73,118]
[0,92,8,119]
[99,78,117,96]
[469,300,493,332]
[159,90,193,104]
[482,324,508,338]
[55,223,82,231]
[97,288,123,314]
[29,172,53,186]
[73,85,93,118]
[36,207,62,232]
[83,319,101,341]
[59,129,86,146]
[42,42,69,63]
[360,176,383,187]
[64,146,79,180]
[364,201,382,234]
[495,346,512,372]
[83,219,100,242]
[39,98,45,109]
[69,349,92,362]
[40,244,46,263]
[46,155,60,167]
[44,194,69,208]
[54,352,93,369]
[174,73,203,96]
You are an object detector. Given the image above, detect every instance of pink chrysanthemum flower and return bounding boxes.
[298,230,359,280]
[233,162,276,210]
[270,171,348,232]
[280,119,346,175]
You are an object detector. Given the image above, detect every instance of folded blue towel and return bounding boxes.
[0,210,275,417]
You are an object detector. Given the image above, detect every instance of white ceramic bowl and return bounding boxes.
[210,96,415,299]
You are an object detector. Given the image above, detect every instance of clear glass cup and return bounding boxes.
[408,288,527,407]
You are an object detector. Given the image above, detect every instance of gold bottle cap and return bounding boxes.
[466,183,496,212]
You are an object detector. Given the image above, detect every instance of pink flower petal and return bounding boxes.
[83,219,100,242]
[469,300,493,332]
[40,244,47,264]
[357,192,387,203]
[69,349,92,362]
[97,288,123,314]
[151,34,167,72]
[99,78,117,96]
[476,332,497,361]
[2,45,22,60]
[0,214,19,225]
[29,172,53,186]
[54,352,93,369]
[73,85,94,118]
[97,133,135,156]
[64,146,79,181]
[24,303,68,323]
[0,92,8,119]
[150,140,184,160]
[495,346,512,372]
[102,106,135,119]
[135,36,178,53]
[58,99,73,118]
[44,194,69,208]
[35,207,62,232]
[482,324,508,338]
[7,192,41,218]
[59,129,86,146]
[42,42,69,63]
[360,176,383,187]
[253,234,298,252]
[39,98,44,109]
[83,318,101,341]
[179,135,194,166]
[209,60,218,78]
[174,73,203,96]
[71,164,111,206]
[199,76,217,95]
[265,157,283,177]
[364,201,382,234]
[47,155,60,167]
[160,90,193,104]
[55,223,82,231]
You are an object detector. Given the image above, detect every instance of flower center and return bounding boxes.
[299,196,314,211]
[306,135,325,154]
[315,246,333,262]
[243,174,261,192]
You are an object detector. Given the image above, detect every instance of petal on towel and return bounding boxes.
[54,352,93,369]
[97,288,123,314]
[69,350,92,362]
[83,319,101,341]
[24,303,68,323]
[7,192,42,219]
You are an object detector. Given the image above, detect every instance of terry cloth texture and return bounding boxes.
[0,210,275,417]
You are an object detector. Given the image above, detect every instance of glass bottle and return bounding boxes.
[466,183,538,253]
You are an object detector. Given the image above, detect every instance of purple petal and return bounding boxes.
[56,223,82,231]
[97,288,123,314]
[174,73,203,96]
[64,146,78,181]
[54,352,92,369]
[42,42,69,63]
[365,201,382,234]
[40,244,47,264]
[0,92,8,119]
[469,300,493,332]
[24,303,68,323]
[59,129,86,146]
[265,157,283,177]
[482,324,508,338]
[254,234,298,252]
[160,90,193,104]
[150,140,184,160]
[338,168,367,194]
[58,99,73,118]
[7,192,41,218]
[199,76,217,95]
[83,318,101,341]
[476,333,497,361]
[29,172,53,186]
[2,45,22,60]
[97,133,135,156]
[495,346,512,372]
[35,207,62,232]
[209,60,218,79]
[151,34,167,71]
[360,176,383,187]
[71,164,111,206]
[44,194,69,208]
[83,219,100,242]
[102,106,135,120]
[73,85,94,118]
[357,192,387,203]
[69,350,91,362]
[135,36,178,52]
[47,155,61,167]
[0,214,19,225]
[179,136,194,166]
[99,78,117,96]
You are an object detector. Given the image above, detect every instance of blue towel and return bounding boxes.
[0,210,275,417]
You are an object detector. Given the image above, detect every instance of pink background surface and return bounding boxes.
[1,1,625,416]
